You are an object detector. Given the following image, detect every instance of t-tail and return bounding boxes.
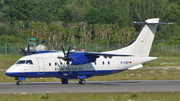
[107,18,172,57]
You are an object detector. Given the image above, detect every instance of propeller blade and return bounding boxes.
[31,51,36,54]
[68,65,71,73]
[58,57,67,61]
[67,46,71,56]
[21,48,27,55]
[61,63,65,72]
[57,57,76,61]
[68,58,76,61]
[60,61,64,72]
[66,61,71,73]
[27,43,30,55]
[61,45,66,56]
[66,61,69,65]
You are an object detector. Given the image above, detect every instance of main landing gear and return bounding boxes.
[61,78,86,85]
[77,76,86,85]
[79,79,86,85]
[16,81,22,85]
[61,78,68,84]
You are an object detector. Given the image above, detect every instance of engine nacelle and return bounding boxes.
[68,52,99,65]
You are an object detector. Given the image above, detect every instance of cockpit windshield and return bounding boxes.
[16,60,25,64]
[16,60,33,65]
[26,60,33,65]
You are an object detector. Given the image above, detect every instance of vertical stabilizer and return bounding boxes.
[105,18,172,57]
[126,18,159,57]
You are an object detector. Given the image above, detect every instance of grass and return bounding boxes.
[0,55,22,69]
[1,54,180,82]
[1,92,180,101]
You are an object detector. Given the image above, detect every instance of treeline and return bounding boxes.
[0,0,180,45]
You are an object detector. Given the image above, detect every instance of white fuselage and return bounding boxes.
[6,51,156,79]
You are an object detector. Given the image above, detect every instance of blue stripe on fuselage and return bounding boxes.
[6,70,126,79]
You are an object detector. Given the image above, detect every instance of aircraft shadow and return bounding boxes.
[22,81,140,86]
[86,81,140,86]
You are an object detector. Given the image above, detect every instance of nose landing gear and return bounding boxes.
[15,77,25,85]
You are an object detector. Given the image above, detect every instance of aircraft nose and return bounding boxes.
[6,70,17,77]
[5,65,16,77]
[5,72,9,76]
[5,69,12,76]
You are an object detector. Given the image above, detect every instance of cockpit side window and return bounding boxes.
[26,60,33,65]
[16,60,25,64]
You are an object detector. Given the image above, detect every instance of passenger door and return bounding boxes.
[37,57,45,75]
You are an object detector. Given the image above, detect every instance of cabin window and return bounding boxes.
[94,62,96,65]
[49,63,51,66]
[102,61,104,65]
[55,63,57,66]
[108,61,110,65]
[16,60,25,64]
[26,60,33,65]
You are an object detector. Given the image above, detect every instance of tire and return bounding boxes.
[79,80,86,85]
[61,79,68,84]
[79,81,82,84]
[16,81,22,85]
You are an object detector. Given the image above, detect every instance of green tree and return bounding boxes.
[130,0,169,21]
[56,5,72,23]
[165,3,180,24]
[0,25,29,44]
[0,0,9,21]
[100,6,119,24]
[83,8,102,24]
[167,35,180,45]
[67,0,92,22]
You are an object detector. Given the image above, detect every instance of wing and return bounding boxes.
[84,52,132,58]
[67,52,133,65]
[70,51,132,57]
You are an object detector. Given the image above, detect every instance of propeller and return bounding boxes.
[58,45,76,73]
[20,42,36,55]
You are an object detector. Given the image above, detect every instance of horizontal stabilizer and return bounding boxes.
[128,64,143,70]
[133,22,173,25]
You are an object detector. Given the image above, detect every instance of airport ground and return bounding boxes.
[1,53,180,100]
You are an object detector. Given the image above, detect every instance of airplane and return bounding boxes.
[5,18,172,85]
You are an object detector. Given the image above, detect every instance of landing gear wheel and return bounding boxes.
[79,80,86,85]
[61,79,68,84]
[16,81,22,85]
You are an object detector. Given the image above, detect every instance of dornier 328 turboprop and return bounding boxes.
[6,18,172,85]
